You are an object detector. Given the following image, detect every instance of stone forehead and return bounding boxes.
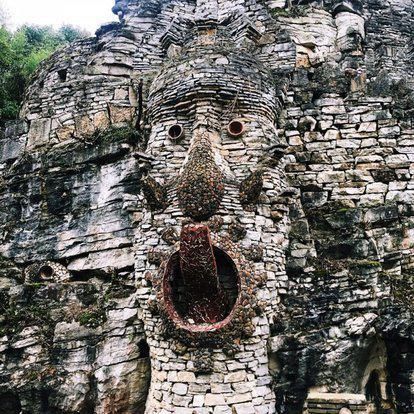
[148,47,278,120]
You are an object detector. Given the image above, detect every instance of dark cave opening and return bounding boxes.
[365,368,397,414]
[138,338,150,358]
[57,69,67,82]
[366,370,382,412]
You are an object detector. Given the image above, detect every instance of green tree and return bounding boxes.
[58,25,89,43]
[0,26,16,119]
[0,23,88,123]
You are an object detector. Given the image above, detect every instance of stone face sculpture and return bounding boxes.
[0,0,413,413]
[133,42,287,411]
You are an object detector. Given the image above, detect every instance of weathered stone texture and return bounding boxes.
[0,0,414,413]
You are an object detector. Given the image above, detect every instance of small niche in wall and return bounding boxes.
[362,339,397,414]
[38,264,54,281]
[138,339,150,358]
[57,68,68,82]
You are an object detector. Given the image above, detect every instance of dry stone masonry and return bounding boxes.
[0,0,413,413]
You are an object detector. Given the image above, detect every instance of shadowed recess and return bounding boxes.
[163,225,239,327]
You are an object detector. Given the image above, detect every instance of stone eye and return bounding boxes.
[227,119,245,138]
[167,124,184,142]
[38,264,54,280]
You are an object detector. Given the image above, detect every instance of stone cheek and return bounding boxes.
[240,171,264,209]
[142,175,168,211]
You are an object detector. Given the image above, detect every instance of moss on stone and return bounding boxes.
[349,260,381,270]
[383,270,414,311]
[270,8,291,18]
[0,255,22,280]
[270,5,310,19]
[312,269,330,278]
[77,308,107,328]
[1,302,55,341]
[309,257,348,275]
[92,125,142,146]
[369,70,414,120]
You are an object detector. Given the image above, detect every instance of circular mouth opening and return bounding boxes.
[168,124,184,141]
[38,265,54,280]
[163,247,240,332]
[227,120,245,138]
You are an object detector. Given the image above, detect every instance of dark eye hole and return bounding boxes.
[227,120,245,138]
[38,265,54,280]
[168,124,184,141]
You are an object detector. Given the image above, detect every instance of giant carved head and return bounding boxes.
[136,42,289,347]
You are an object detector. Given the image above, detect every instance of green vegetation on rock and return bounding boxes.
[0,14,88,123]
[270,5,310,19]
[77,308,107,329]
[92,125,143,146]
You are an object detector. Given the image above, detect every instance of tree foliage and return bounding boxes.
[0,17,88,123]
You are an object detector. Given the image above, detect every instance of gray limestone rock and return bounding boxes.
[0,0,413,413]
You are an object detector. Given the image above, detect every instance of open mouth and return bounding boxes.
[162,224,240,332]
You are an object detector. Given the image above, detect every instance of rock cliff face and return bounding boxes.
[0,0,413,413]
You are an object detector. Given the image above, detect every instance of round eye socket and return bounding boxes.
[38,265,54,280]
[168,124,184,142]
[227,120,245,138]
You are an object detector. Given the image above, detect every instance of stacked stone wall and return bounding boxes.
[0,0,413,413]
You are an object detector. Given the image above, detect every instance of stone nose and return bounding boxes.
[177,128,224,221]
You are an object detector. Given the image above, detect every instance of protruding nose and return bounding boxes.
[177,127,224,221]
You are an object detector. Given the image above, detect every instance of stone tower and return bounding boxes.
[0,0,413,413]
